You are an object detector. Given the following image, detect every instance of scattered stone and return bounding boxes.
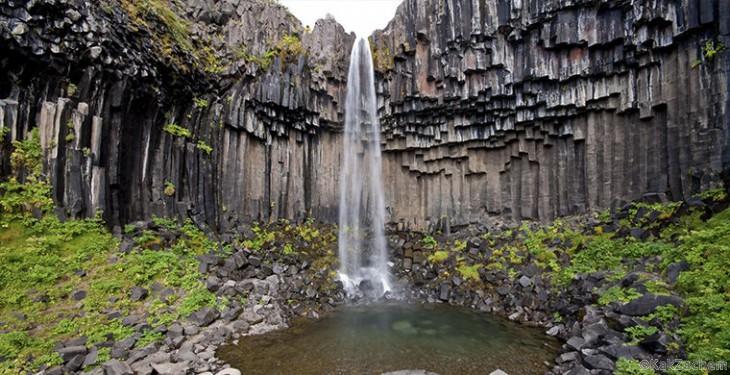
[517,275,532,288]
[130,286,149,301]
[566,336,586,351]
[57,345,88,361]
[190,307,219,327]
[582,353,615,371]
[102,359,133,375]
[215,369,242,375]
[72,290,87,301]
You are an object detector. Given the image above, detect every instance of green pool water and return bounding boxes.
[217,303,559,375]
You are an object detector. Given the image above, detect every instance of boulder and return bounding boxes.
[190,307,219,327]
[618,294,682,316]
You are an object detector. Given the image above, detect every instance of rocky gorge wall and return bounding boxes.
[371,0,730,229]
[1,0,729,232]
[0,0,354,231]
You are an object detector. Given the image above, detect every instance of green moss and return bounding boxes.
[693,187,727,202]
[192,97,209,109]
[163,181,176,197]
[196,141,213,155]
[427,250,449,264]
[242,224,276,251]
[118,0,221,73]
[421,235,437,249]
[456,264,481,282]
[163,123,191,138]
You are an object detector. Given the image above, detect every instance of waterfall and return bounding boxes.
[337,36,391,297]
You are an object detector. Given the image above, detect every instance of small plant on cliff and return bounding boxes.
[274,34,305,66]
[163,123,191,138]
[196,141,213,155]
[691,40,725,68]
[163,181,176,197]
[192,97,209,109]
[421,234,437,249]
[66,83,77,97]
[369,37,394,72]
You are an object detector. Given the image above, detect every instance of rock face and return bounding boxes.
[1,0,728,230]
[371,0,730,228]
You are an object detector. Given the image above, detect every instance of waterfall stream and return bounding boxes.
[337,36,390,297]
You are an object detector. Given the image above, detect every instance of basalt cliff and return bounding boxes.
[1,0,729,232]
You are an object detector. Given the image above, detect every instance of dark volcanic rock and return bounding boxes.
[618,294,683,316]
[0,0,726,232]
[130,287,149,301]
[190,307,219,327]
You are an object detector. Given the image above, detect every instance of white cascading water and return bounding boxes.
[337,36,391,297]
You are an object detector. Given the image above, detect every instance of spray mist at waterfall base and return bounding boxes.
[336,36,393,299]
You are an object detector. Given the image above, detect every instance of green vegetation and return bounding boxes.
[368,37,394,72]
[196,141,213,155]
[163,180,176,197]
[427,250,449,264]
[421,234,437,249]
[118,0,221,74]
[242,224,276,251]
[163,123,192,138]
[615,358,656,375]
[234,34,304,72]
[456,263,481,282]
[691,40,726,68]
[192,97,209,109]
[0,133,225,373]
[597,286,642,306]
[66,83,77,97]
[625,325,659,345]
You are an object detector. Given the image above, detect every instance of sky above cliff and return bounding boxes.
[280,0,402,37]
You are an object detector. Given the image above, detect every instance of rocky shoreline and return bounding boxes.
[35,187,728,375]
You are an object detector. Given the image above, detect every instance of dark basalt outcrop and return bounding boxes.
[1,0,729,231]
[371,0,730,229]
